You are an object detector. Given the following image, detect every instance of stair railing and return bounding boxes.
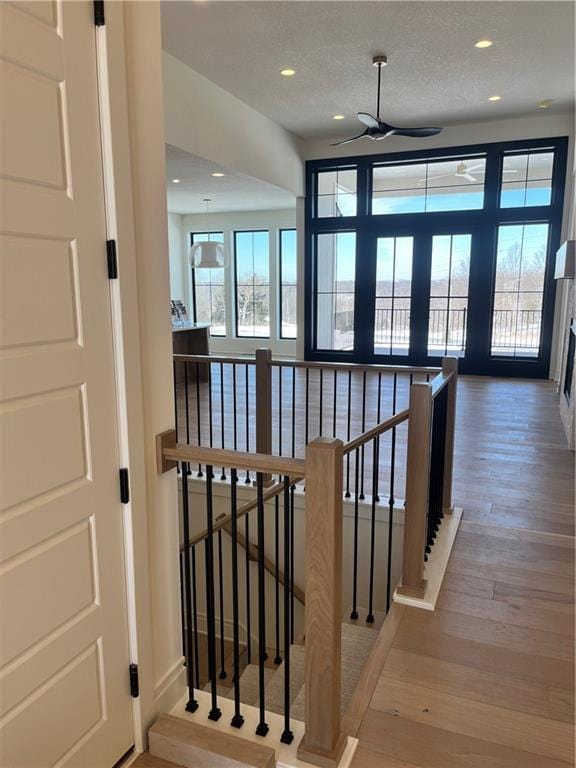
[158,354,458,767]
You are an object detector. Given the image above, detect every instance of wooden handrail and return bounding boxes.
[342,408,409,454]
[180,478,303,550]
[173,350,440,377]
[271,359,441,376]
[173,353,256,365]
[430,369,454,398]
[163,443,306,477]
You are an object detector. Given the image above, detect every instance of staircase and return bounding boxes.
[201,617,377,722]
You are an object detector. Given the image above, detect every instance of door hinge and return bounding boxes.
[107,240,118,279]
[119,468,130,504]
[129,664,139,698]
[94,1,105,26]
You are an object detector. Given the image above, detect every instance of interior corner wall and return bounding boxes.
[162,52,305,198]
[123,0,184,723]
[167,212,185,301]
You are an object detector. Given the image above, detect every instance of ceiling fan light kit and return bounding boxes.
[332,55,443,146]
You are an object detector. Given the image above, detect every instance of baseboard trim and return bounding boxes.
[170,691,358,768]
[154,659,186,715]
[393,507,463,611]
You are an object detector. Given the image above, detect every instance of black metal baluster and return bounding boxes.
[319,367,323,436]
[359,371,367,500]
[195,363,203,477]
[281,476,294,744]
[332,369,338,438]
[184,362,191,475]
[245,512,252,663]
[367,437,378,624]
[278,365,283,462]
[345,370,352,498]
[174,359,179,444]
[204,466,221,720]
[374,371,382,502]
[291,366,296,458]
[232,363,238,452]
[220,363,226,480]
[245,364,251,484]
[290,483,295,644]
[179,550,186,657]
[386,375,398,612]
[255,473,269,736]
[230,469,244,728]
[305,367,310,446]
[180,462,198,712]
[351,447,360,620]
[218,529,227,679]
[191,544,200,688]
[273,495,282,664]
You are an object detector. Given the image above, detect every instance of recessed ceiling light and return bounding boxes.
[172,178,181,183]
[280,68,296,77]
[475,39,493,48]
[488,95,502,102]
[211,172,225,177]
[538,99,553,109]
[333,114,345,120]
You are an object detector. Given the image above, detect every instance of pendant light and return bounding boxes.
[189,198,227,269]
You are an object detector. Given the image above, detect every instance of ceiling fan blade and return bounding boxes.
[357,112,380,129]
[330,130,369,147]
[390,126,443,138]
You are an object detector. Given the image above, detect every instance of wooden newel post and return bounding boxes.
[441,356,458,513]
[298,438,347,768]
[255,348,272,481]
[397,382,432,600]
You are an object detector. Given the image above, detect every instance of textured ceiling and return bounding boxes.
[165,145,296,213]
[161,1,575,140]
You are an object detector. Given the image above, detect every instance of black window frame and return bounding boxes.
[305,136,568,378]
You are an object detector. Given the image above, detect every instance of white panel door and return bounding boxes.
[0,2,133,766]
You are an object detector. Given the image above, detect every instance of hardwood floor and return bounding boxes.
[351,376,575,768]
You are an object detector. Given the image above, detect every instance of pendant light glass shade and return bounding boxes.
[189,240,227,269]
[189,197,228,269]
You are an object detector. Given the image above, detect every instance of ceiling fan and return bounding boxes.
[421,161,519,184]
[332,55,443,147]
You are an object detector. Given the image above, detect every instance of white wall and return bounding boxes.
[163,52,304,198]
[175,208,299,356]
[167,212,185,301]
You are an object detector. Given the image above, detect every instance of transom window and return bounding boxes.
[371,156,486,215]
[315,168,357,217]
[500,150,555,208]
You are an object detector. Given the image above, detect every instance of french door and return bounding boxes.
[368,226,476,367]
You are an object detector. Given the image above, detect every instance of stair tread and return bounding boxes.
[204,663,275,707]
[290,620,376,722]
[263,644,305,715]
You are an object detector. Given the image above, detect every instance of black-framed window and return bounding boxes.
[190,231,225,336]
[279,229,297,339]
[234,230,270,338]
[315,232,356,351]
[305,137,568,377]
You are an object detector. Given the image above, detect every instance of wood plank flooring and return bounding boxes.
[351,376,575,768]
